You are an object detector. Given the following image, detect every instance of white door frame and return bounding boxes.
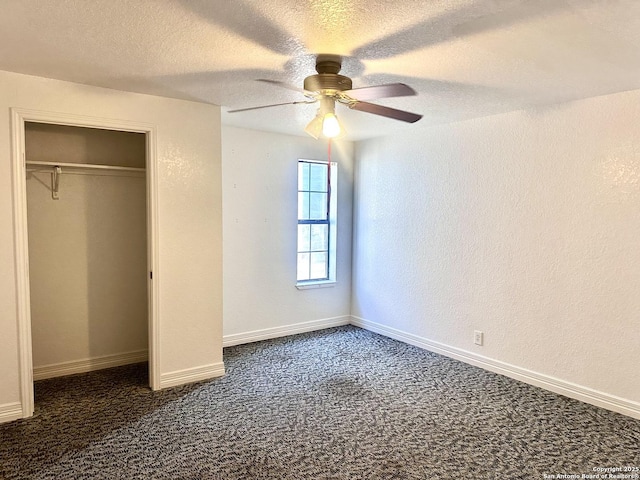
[10,108,161,418]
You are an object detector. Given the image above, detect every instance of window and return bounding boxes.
[297,159,337,286]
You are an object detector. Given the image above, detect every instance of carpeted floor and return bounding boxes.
[1,326,639,479]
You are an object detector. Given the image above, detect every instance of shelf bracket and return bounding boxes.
[51,166,61,200]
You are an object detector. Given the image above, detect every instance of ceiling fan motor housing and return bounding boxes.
[304,56,352,92]
[304,73,352,92]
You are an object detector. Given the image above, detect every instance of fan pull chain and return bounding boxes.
[327,139,332,218]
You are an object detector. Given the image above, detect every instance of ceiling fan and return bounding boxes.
[228,54,422,139]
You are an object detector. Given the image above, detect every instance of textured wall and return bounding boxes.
[0,70,222,410]
[222,126,353,339]
[352,89,640,404]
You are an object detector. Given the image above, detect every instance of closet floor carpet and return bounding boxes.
[1,325,639,479]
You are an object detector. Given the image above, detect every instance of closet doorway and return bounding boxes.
[11,109,160,419]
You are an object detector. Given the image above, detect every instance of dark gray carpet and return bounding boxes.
[1,326,638,479]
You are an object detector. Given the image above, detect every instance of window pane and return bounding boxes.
[297,253,310,281]
[297,224,310,252]
[309,163,328,192]
[298,163,310,191]
[298,192,309,220]
[310,252,328,279]
[310,224,328,251]
[309,192,327,220]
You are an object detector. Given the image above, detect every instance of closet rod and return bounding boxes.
[25,160,145,173]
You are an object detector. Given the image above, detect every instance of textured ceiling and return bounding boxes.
[1,0,639,140]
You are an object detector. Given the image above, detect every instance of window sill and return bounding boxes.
[296,281,336,290]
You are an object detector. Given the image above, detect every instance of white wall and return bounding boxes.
[26,125,148,373]
[222,126,353,344]
[352,90,640,409]
[0,70,223,418]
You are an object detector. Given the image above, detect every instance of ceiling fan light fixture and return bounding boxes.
[304,113,323,139]
[322,112,342,138]
[305,99,344,139]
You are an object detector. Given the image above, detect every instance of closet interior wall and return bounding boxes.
[25,122,148,379]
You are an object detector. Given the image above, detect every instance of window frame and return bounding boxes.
[296,159,337,288]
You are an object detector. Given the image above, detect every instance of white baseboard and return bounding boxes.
[0,402,23,424]
[159,362,226,389]
[33,350,148,381]
[351,316,640,420]
[223,315,351,347]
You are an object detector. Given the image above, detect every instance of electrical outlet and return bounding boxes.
[474,330,484,346]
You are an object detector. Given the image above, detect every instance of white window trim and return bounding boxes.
[295,280,336,290]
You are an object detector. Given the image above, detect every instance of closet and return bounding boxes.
[24,122,149,382]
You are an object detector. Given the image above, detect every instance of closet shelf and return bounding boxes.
[26,160,145,172]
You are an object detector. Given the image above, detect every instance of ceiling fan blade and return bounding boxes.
[257,79,309,95]
[343,83,417,101]
[349,101,422,123]
[228,100,315,113]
